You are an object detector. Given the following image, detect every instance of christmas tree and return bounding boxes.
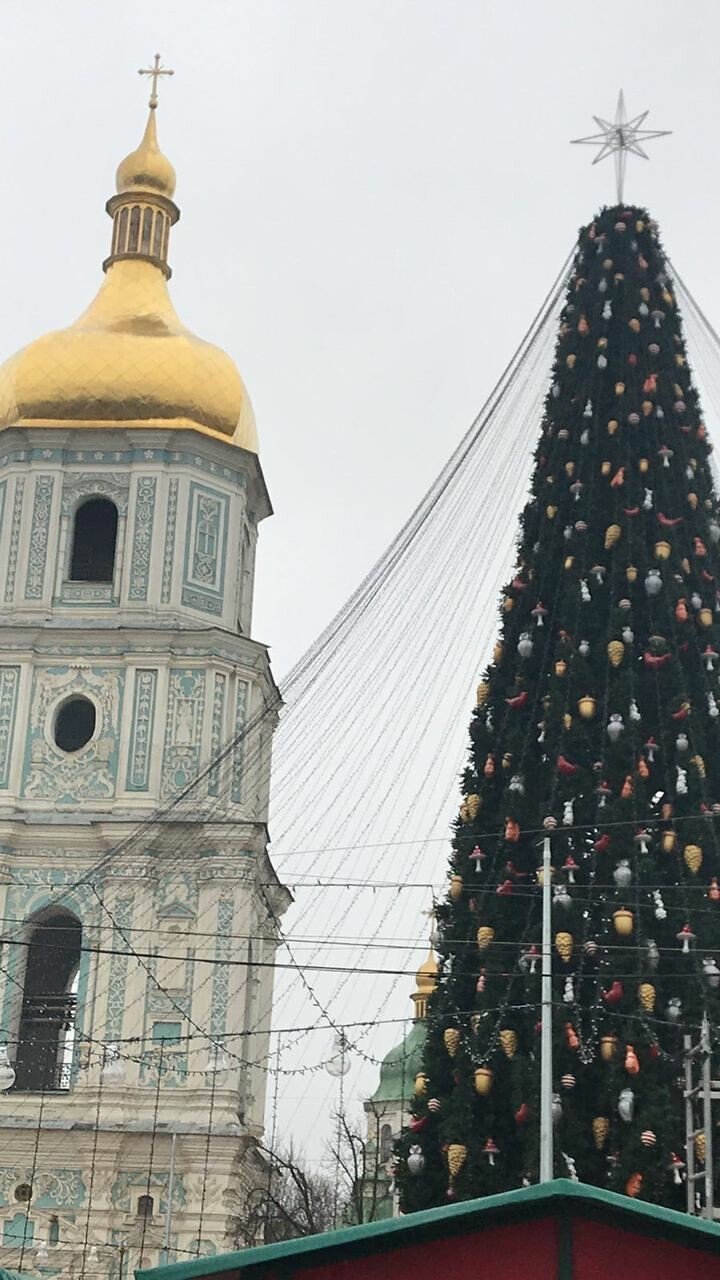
[398,205,720,1210]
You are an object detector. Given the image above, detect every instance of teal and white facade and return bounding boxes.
[0,92,289,1275]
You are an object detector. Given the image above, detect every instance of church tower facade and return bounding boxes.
[0,70,288,1274]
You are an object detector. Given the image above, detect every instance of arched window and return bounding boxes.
[14,909,82,1093]
[48,1215,60,1247]
[152,213,164,259]
[380,1124,393,1163]
[70,498,118,583]
[137,1195,154,1220]
[117,207,129,254]
[128,205,141,252]
[141,207,153,253]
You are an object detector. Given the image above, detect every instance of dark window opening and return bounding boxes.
[54,697,96,753]
[141,207,153,253]
[128,205,141,252]
[152,213,163,258]
[117,207,129,254]
[137,1195,154,1220]
[70,497,118,583]
[14,910,81,1093]
[48,1216,60,1246]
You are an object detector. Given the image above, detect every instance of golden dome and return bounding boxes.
[0,92,258,452]
[411,948,438,1019]
[116,107,176,198]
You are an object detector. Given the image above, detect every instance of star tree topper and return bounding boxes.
[571,90,671,203]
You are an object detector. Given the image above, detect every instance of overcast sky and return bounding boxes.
[6,0,720,1168]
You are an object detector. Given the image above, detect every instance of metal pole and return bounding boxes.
[163,1132,177,1261]
[539,833,553,1182]
[701,1014,714,1217]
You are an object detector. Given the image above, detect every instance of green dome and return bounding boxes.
[371,1019,427,1103]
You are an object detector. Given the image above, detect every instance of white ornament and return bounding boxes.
[618,1087,635,1122]
[708,693,719,718]
[563,976,574,1004]
[563,798,574,826]
[554,884,572,911]
[645,569,662,596]
[653,890,667,921]
[666,996,682,1022]
[552,1093,563,1125]
[508,774,525,795]
[578,639,590,658]
[517,632,534,659]
[676,766,688,796]
[607,713,625,743]
[602,301,612,320]
[629,699,641,722]
[580,579,591,603]
[584,399,593,418]
[622,625,634,644]
[646,938,660,970]
[643,487,653,510]
[703,958,720,990]
[613,859,632,888]
[580,428,590,445]
[407,1145,425,1175]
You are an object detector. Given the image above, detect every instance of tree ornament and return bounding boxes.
[578,695,596,720]
[613,859,632,888]
[473,1066,494,1094]
[565,1023,580,1050]
[561,1073,576,1090]
[427,1097,442,1112]
[625,1045,640,1075]
[654,540,672,560]
[604,523,621,549]
[683,843,703,874]
[554,884,572,911]
[699,607,713,627]
[626,1173,643,1198]
[516,632,533,659]
[562,799,574,827]
[414,1072,429,1096]
[695,1132,707,1164]
[552,1094,563,1125]
[669,1154,685,1185]
[449,874,463,901]
[653,890,667,921]
[447,1142,467,1190]
[482,1138,499,1166]
[641,1130,657,1147]
[638,982,656,1012]
[613,908,633,936]
[563,976,574,1003]
[629,699,641,722]
[443,1027,461,1057]
[620,775,634,800]
[644,566,664,597]
[634,829,650,855]
[646,939,660,970]
[709,878,720,902]
[477,925,495,951]
[676,766,688,796]
[618,1087,634,1121]
[499,1029,518,1059]
[626,564,638,583]
[592,1116,609,1149]
[607,640,624,667]
[554,659,567,677]
[600,1034,618,1062]
[476,681,489,706]
[504,818,520,841]
[555,931,573,963]
[606,713,624,743]
[661,829,677,854]
[703,958,720,989]
[666,997,682,1021]
[677,923,695,954]
[407,1145,425,1175]
[602,980,623,1006]
[675,731,689,753]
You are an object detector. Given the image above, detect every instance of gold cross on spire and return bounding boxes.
[138,53,174,109]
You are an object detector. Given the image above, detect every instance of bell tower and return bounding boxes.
[0,62,288,1273]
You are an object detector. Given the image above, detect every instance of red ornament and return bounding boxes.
[623,506,640,517]
[695,537,707,557]
[593,833,611,854]
[625,1044,640,1075]
[556,754,579,776]
[657,512,683,527]
[565,1023,580,1050]
[602,980,624,1006]
[505,690,529,709]
[644,650,671,669]
[610,467,625,488]
[504,818,520,842]
[409,1115,428,1132]
[515,1102,530,1126]
[709,878,720,903]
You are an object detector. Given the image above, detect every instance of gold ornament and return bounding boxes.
[477,925,495,951]
[639,456,649,473]
[695,1132,707,1163]
[626,565,638,583]
[629,317,641,333]
[443,1027,461,1057]
[414,1072,428,1096]
[661,830,677,854]
[688,492,698,509]
[466,794,481,818]
[493,640,504,663]
[564,556,575,570]
[681,557,691,574]
[566,354,576,369]
[684,843,703,874]
[563,712,573,730]
[555,931,573,963]
[601,460,612,476]
[592,1116,610,1149]
[615,381,625,396]
[604,523,621,549]
[638,982,656,1013]
[607,640,624,668]
[450,874,463,901]
[473,1066,494,1094]
[691,754,706,778]
[613,907,634,936]
[642,400,653,417]
[699,608,713,628]
[546,504,558,519]
[654,540,672,561]
[447,1143,467,1180]
[607,418,619,435]
[476,681,489,706]
[555,660,567,677]
[565,461,575,477]
[578,694,596,720]
[499,1029,518,1059]
[600,1033,618,1062]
